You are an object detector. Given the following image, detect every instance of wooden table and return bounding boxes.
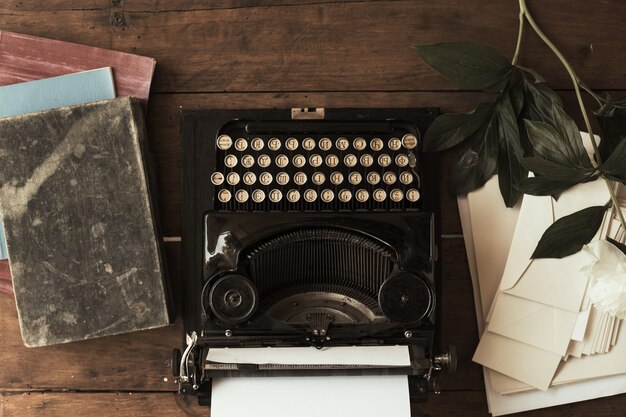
[1,1,625,416]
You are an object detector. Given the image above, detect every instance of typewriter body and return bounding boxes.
[177,107,454,406]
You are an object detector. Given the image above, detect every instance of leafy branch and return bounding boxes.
[414,0,626,259]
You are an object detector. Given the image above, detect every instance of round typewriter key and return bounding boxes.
[235,189,249,203]
[224,154,238,168]
[294,172,307,185]
[395,154,409,167]
[390,188,404,202]
[326,154,339,168]
[276,171,290,185]
[344,154,357,167]
[293,154,306,168]
[309,154,322,167]
[208,274,259,325]
[251,137,264,151]
[303,137,316,151]
[259,172,273,186]
[321,189,334,203]
[287,189,300,202]
[360,154,373,167]
[373,188,387,202]
[252,189,265,203]
[370,137,383,151]
[383,171,397,185]
[286,137,298,151]
[217,135,233,150]
[336,137,349,151]
[218,189,232,203]
[269,189,283,203]
[388,137,402,151]
[330,171,344,185]
[276,154,289,168]
[378,154,392,167]
[234,138,248,151]
[406,188,420,202]
[243,172,257,185]
[338,189,352,202]
[226,172,240,185]
[241,154,255,168]
[355,189,369,202]
[367,171,381,185]
[312,172,326,185]
[402,134,418,150]
[304,189,317,202]
[319,137,332,151]
[268,137,281,151]
[400,171,413,185]
[349,172,362,185]
[210,172,224,186]
[353,137,367,151]
[258,154,271,168]
[378,272,433,323]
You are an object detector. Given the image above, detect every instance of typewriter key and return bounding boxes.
[210,172,224,186]
[344,154,357,167]
[241,154,255,168]
[259,172,273,186]
[268,137,281,151]
[312,172,325,185]
[269,189,283,202]
[287,189,300,202]
[304,189,317,202]
[243,172,257,185]
[326,154,339,168]
[276,172,290,185]
[353,137,367,151]
[309,154,322,168]
[303,137,316,151]
[349,172,362,185]
[355,189,369,202]
[286,137,298,151]
[235,189,249,203]
[383,172,397,185]
[234,138,248,151]
[226,172,240,185]
[321,189,334,202]
[360,154,373,167]
[367,171,381,185]
[208,274,259,325]
[276,154,289,168]
[402,134,418,150]
[388,137,401,151]
[336,137,349,151]
[252,189,265,203]
[378,154,392,167]
[330,171,344,185]
[338,189,352,202]
[224,154,238,168]
[395,154,409,167]
[373,188,386,202]
[406,188,420,202]
[251,137,264,151]
[390,188,404,202]
[293,154,306,168]
[400,171,413,185]
[319,137,332,151]
[258,154,271,168]
[294,172,307,185]
[218,189,232,203]
[217,135,233,150]
[379,272,432,323]
[370,138,383,151]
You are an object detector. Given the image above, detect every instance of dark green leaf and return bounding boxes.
[414,42,512,92]
[517,66,546,83]
[423,103,494,152]
[524,116,591,169]
[496,94,526,207]
[607,237,626,256]
[549,103,592,168]
[602,137,626,181]
[524,120,572,165]
[524,77,564,124]
[596,96,626,161]
[532,205,608,259]
[508,70,526,116]
[520,157,596,182]
[517,175,592,199]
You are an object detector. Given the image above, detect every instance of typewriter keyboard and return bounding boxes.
[210,132,422,211]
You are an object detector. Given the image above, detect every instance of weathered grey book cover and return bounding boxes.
[0,97,171,347]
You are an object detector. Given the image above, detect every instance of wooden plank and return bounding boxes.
[0,2,625,92]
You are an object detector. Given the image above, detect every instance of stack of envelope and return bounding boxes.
[460,133,626,415]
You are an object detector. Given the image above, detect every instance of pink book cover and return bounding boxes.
[0,31,156,101]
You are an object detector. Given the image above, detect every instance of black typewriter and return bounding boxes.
[175,107,455,406]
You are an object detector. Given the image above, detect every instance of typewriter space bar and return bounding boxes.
[245,122,393,134]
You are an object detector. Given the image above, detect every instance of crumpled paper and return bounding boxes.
[584,240,626,319]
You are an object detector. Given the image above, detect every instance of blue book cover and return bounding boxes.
[0,67,116,259]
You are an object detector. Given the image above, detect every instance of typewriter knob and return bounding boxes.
[378,272,432,324]
[208,274,259,325]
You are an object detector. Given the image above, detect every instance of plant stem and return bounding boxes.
[512,0,525,65]
[520,0,626,233]
[578,81,603,107]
